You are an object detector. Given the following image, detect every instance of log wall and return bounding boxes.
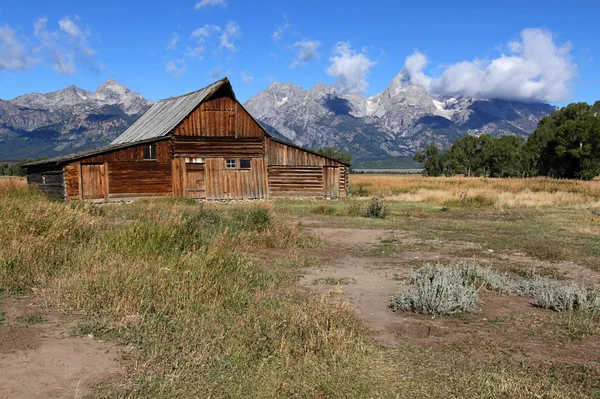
[82,140,171,163]
[267,166,324,198]
[107,162,172,198]
[172,136,264,158]
[26,167,65,199]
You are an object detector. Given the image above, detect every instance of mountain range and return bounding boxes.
[243,71,556,160]
[0,79,152,160]
[0,74,555,162]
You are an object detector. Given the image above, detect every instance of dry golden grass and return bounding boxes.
[350,175,600,208]
[0,176,27,190]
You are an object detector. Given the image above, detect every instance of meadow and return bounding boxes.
[1,175,599,398]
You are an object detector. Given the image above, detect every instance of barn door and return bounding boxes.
[323,167,340,198]
[81,164,106,199]
[185,163,206,199]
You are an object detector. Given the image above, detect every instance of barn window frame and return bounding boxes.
[226,159,237,169]
[143,144,157,160]
[240,159,251,169]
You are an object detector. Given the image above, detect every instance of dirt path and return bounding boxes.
[297,220,600,365]
[0,297,122,399]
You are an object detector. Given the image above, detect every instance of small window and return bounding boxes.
[240,159,251,169]
[143,144,157,160]
[226,159,236,169]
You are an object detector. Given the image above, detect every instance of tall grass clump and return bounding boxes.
[0,188,388,397]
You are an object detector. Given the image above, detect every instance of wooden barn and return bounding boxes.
[25,78,350,201]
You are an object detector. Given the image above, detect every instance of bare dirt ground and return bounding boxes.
[296,219,600,366]
[0,296,122,399]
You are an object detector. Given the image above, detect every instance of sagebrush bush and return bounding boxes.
[527,278,600,312]
[392,263,600,316]
[390,264,479,315]
[364,197,387,218]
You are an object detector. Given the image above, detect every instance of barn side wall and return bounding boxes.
[266,138,348,198]
[62,139,173,200]
[26,166,66,199]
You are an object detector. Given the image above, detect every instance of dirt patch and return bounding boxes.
[0,296,122,399]
[296,221,600,366]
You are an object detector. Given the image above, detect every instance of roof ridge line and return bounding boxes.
[158,77,229,103]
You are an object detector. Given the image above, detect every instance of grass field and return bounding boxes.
[1,175,600,397]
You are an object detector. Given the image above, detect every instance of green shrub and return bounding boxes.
[364,198,387,218]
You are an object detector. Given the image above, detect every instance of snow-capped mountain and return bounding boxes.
[245,72,556,159]
[0,75,555,162]
[0,79,153,160]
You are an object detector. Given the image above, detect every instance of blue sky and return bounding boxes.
[0,0,598,105]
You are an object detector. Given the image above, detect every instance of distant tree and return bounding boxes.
[0,158,45,176]
[312,147,353,165]
[414,145,444,176]
[527,102,600,180]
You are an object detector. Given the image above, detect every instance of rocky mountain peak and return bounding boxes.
[244,74,556,159]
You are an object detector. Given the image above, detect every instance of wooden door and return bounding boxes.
[323,167,340,198]
[81,164,106,199]
[185,163,205,198]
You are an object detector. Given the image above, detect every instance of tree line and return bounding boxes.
[414,101,600,180]
[0,159,37,177]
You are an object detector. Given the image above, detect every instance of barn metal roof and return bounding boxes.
[111,78,228,145]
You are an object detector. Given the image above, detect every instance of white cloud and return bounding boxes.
[290,39,321,69]
[33,16,98,74]
[58,17,82,37]
[166,32,180,51]
[191,24,221,38]
[209,67,221,79]
[195,0,227,10]
[166,59,186,78]
[401,28,577,103]
[326,42,376,95]
[240,71,253,83]
[58,17,95,57]
[185,44,204,58]
[272,12,290,42]
[0,25,31,70]
[219,21,240,52]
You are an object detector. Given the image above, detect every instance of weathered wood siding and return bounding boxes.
[81,164,106,199]
[62,140,173,200]
[174,97,263,138]
[82,140,171,163]
[267,166,324,198]
[172,136,264,158]
[107,162,172,198]
[204,158,267,200]
[27,167,65,199]
[267,139,324,166]
[65,163,80,200]
[339,166,348,197]
[323,167,341,198]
